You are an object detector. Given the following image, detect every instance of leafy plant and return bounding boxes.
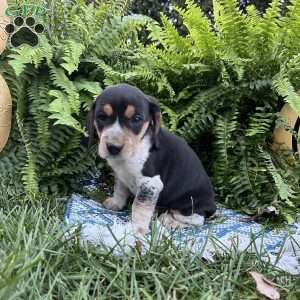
[131,0,273,36]
[101,0,300,222]
[0,0,151,195]
[2,0,300,223]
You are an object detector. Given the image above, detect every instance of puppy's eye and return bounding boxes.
[97,113,108,121]
[132,114,143,122]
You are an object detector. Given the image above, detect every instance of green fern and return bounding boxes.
[245,108,275,142]
[2,0,300,221]
[273,69,300,116]
[120,0,300,221]
[176,0,217,60]
[228,156,260,209]
[213,112,238,190]
[213,0,249,58]
[0,0,149,196]
[281,0,300,55]
[16,114,39,195]
[27,79,51,150]
[61,40,85,75]
[259,148,295,203]
[7,36,53,76]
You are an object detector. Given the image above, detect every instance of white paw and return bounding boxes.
[103,197,123,211]
[137,175,164,194]
[152,175,164,192]
[158,211,204,229]
[158,212,186,229]
[173,212,204,226]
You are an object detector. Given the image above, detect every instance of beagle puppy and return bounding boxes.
[87,84,216,236]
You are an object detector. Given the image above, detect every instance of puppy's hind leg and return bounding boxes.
[103,177,130,211]
[159,210,204,229]
[132,175,163,236]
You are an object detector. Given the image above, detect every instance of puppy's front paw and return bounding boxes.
[103,197,123,211]
[137,175,164,196]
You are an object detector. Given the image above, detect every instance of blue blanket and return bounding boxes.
[65,193,300,275]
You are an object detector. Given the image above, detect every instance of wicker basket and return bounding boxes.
[0,0,10,54]
[273,102,300,152]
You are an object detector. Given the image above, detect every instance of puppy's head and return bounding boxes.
[87,84,161,159]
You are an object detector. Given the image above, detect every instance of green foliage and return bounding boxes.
[131,1,275,37]
[2,0,300,223]
[213,109,300,220]
[1,198,300,299]
[105,0,300,222]
[0,0,151,196]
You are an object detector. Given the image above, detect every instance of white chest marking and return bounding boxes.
[107,136,151,194]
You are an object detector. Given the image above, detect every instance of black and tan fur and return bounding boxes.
[87,84,216,236]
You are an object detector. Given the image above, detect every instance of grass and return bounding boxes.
[0,195,300,300]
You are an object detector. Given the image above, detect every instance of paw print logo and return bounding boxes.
[4,16,44,47]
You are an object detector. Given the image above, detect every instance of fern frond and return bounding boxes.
[158,14,191,53]
[272,70,300,116]
[49,65,77,97]
[177,86,230,140]
[176,0,217,60]
[259,148,295,203]
[16,114,39,195]
[281,0,300,55]
[27,79,51,150]
[245,108,274,142]
[47,90,84,134]
[61,40,85,75]
[229,157,258,205]
[159,103,179,132]
[92,14,151,57]
[7,36,53,76]
[213,0,249,58]
[55,131,82,164]
[45,145,97,177]
[74,79,102,95]
[213,111,239,189]
[110,0,131,16]
[49,65,80,113]
[259,0,282,56]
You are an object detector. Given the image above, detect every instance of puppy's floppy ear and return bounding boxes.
[87,100,96,148]
[147,96,162,149]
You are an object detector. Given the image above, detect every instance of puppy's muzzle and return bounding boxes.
[106,143,123,156]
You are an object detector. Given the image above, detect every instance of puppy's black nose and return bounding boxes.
[106,143,123,155]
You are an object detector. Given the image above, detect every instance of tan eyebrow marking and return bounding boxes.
[124,105,136,119]
[103,104,113,116]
